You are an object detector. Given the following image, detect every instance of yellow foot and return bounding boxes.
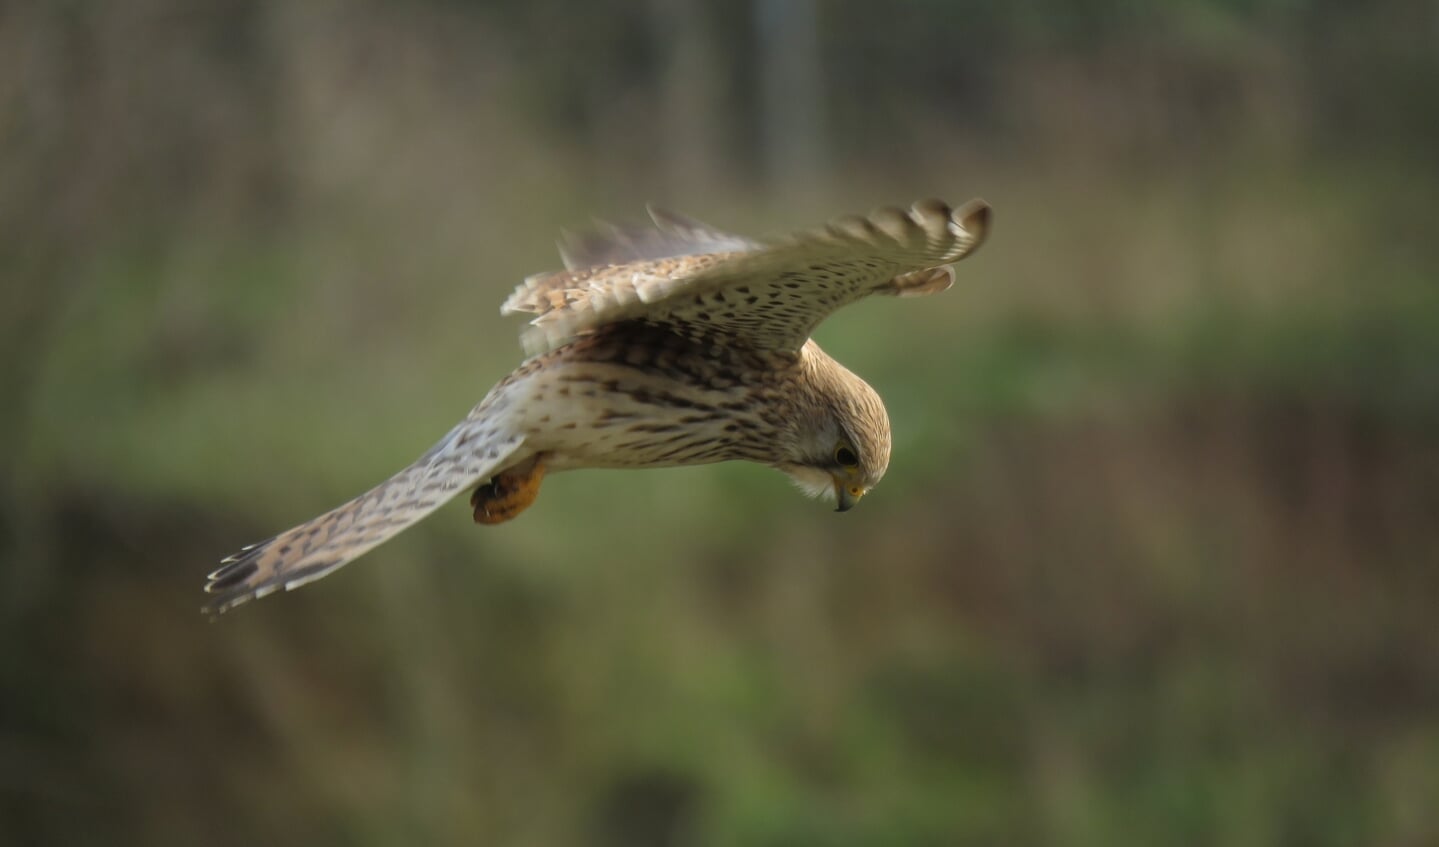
[471,455,546,525]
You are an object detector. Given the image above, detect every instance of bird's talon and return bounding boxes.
[472,456,546,525]
[470,482,498,507]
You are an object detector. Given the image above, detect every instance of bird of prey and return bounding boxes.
[204,198,990,614]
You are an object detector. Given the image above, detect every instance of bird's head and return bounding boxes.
[774,344,892,512]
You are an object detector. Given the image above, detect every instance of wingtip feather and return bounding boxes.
[953,198,991,247]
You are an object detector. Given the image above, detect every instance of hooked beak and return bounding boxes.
[834,479,865,512]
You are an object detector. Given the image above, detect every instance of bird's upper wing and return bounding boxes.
[503,198,990,355]
[203,415,527,615]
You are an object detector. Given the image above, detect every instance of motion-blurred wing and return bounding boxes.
[557,205,763,270]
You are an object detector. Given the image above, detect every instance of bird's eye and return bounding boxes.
[835,445,859,467]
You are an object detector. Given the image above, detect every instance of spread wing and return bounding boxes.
[503,198,990,355]
[203,418,527,615]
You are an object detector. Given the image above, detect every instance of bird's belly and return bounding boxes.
[510,360,771,472]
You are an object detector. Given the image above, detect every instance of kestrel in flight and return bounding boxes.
[204,198,991,614]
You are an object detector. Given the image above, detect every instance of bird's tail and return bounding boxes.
[203,424,527,616]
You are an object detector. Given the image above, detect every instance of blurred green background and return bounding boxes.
[4,1,1438,844]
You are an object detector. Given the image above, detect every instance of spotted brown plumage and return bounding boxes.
[204,198,991,615]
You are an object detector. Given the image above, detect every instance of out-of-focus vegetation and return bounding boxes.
[3,1,1438,844]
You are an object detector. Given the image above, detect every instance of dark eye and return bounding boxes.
[835,446,859,467]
